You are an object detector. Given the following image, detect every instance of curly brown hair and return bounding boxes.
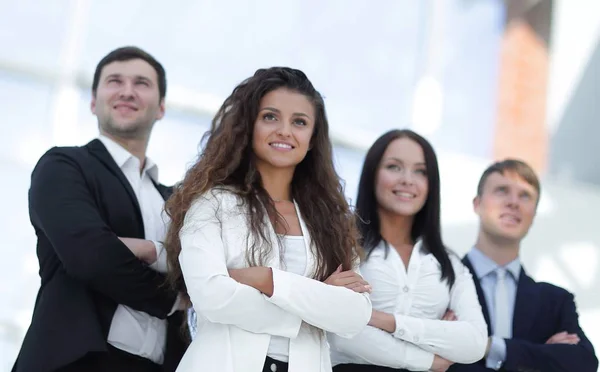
[164,67,361,297]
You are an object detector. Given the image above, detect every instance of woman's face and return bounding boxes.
[252,87,315,173]
[375,137,429,218]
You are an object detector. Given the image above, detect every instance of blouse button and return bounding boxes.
[403,286,409,293]
[270,363,277,372]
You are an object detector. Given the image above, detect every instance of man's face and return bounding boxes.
[91,58,164,139]
[474,171,538,244]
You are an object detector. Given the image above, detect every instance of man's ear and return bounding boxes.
[156,98,166,120]
[473,195,480,214]
[91,95,97,115]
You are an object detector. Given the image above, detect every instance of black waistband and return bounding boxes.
[263,356,289,372]
[333,364,410,372]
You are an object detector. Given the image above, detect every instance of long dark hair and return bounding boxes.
[164,67,361,295]
[356,129,455,286]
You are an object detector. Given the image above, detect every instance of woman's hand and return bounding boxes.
[324,265,371,293]
[368,309,396,333]
[228,267,274,297]
[441,309,457,321]
[176,292,192,311]
[430,355,453,372]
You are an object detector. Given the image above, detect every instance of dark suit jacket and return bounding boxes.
[449,256,598,372]
[12,139,188,372]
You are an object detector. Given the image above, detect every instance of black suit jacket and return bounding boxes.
[12,139,188,372]
[449,256,598,372]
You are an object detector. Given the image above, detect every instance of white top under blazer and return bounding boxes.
[175,188,372,372]
[329,240,488,371]
[268,235,307,362]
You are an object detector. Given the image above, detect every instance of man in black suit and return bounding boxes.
[450,159,597,372]
[13,46,189,372]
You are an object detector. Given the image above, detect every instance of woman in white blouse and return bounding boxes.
[329,129,487,372]
[163,67,372,372]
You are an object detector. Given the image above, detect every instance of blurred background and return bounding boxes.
[1,0,599,369]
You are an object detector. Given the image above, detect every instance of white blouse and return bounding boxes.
[268,235,308,362]
[329,240,488,371]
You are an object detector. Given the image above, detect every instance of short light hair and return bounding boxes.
[477,159,541,199]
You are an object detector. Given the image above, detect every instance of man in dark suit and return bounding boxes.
[12,46,189,372]
[450,159,597,372]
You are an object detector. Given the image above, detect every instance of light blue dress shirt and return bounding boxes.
[467,247,521,370]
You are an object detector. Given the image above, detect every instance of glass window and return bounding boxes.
[0,1,71,71]
[0,72,54,165]
[149,112,212,186]
[333,145,366,202]
[0,72,56,370]
[429,0,505,157]
[80,0,425,150]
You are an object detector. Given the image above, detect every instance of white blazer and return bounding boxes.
[176,188,372,372]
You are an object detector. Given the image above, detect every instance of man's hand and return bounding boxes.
[118,237,157,264]
[546,331,580,345]
[430,355,453,372]
[324,265,371,293]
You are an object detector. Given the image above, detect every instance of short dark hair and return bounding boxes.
[356,129,455,287]
[477,159,541,198]
[92,46,167,99]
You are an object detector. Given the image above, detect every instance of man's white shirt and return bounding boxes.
[99,135,175,364]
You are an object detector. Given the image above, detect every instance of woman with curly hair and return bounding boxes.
[164,67,372,372]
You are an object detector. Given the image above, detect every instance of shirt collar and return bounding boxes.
[98,135,158,181]
[415,238,426,254]
[467,246,521,281]
[378,237,425,251]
